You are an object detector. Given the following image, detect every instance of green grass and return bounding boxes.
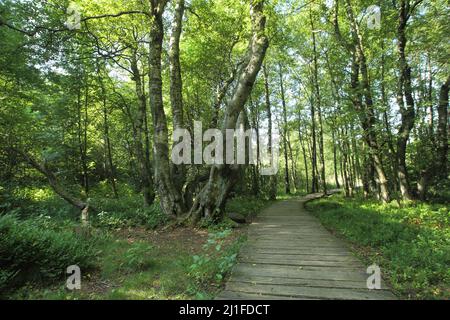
[100,238,195,300]
[276,191,307,200]
[188,229,246,299]
[306,194,450,299]
[0,214,98,296]
[225,195,272,218]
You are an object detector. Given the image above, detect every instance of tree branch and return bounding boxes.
[0,10,149,37]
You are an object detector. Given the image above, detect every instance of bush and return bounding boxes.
[92,197,168,230]
[225,196,271,218]
[119,242,154,273]
[0,185,75,220]
[100,240,154,278]
[188,229,242,295]
[0,270,18,292]
[0,214,97,295]
[428,179,450,204]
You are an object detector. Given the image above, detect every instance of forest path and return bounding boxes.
[216,193,396,300]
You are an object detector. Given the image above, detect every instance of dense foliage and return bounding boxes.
[0,214,96,295]
[0,0,448,300]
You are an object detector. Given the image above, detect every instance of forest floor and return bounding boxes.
[4,189,273,300]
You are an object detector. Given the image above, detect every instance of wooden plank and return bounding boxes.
[238,257,364,268]
[247,239,340,244]
[248,225,327,229]
[228,274,390,290]
[254,217,318,221]
[247,237,346,245]
[250,223,324,227]
[248,228,326,232]
[231,263,368,281]
[258,214,316,217]
[243,244,350,253]
[247,230,332,235]
[238,252,360,262]
[247,236,335,241]
[240,247,352,256]
[225,282,396,300]
[246,240,347,247]
[248,225,327,230]
[235,262,366,273]
[216,291,312,300]
[247,232,336,238]
[243,243,349,249]
[247,231,331,236]
[247,240,346,246]
[247,229,331,234]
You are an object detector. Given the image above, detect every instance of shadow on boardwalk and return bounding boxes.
[216,193,396,300]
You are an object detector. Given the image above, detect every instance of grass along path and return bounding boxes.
[306,194,449,299]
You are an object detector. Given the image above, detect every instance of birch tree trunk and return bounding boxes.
[338,0,391,202]
[148,0,186,217]
[130,50,155,206]
[436,76,449,180]
[169,0,187,195]
[332,129,340,189]
[310,10,327,195]
[97,61,119,198]
[298,116,309,193]
[188,0,269,223]
[77,83,89,197]
[279,64,291,194]
[395,0,417,201]
[263,63,277,200]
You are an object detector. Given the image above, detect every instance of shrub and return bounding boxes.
[1,185,75,219]
[119,242,154,273]
[135,205,169,229]
[0,214,97,295]
[92,197,168,230]
[188,229,242,294]
[225,196,271,218]
[100,240,154,278]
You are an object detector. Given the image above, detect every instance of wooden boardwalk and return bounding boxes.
[216,194,396,300]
